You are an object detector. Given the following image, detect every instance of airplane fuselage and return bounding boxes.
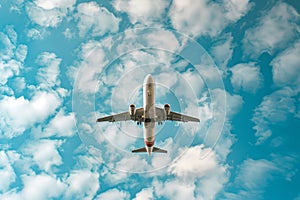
[96,74,200,156]
[143,74,156,155]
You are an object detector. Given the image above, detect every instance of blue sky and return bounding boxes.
[0,0,299,199]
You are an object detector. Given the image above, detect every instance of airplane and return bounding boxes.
[96,74,200,156]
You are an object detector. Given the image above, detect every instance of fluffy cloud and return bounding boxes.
[271,40,300,91]
[201,88,243,148]
[41,109,76,138]
[15,44,28,62]
[154,179,196,200]
[71,40,108,94]
[65,170,99,199]
[0,59,22,85]
[230,62,263,93]
[0,27,27,85]
[95,188,129,200]
[76,2,120,37]
[36,52,61,88]
[133,188,153,200]
[113,0,169,25]
[26,28,47,40]
[23,139,63,172]
[224,158,279,199]
[0,31,15,60]
[168,145,228,199]
[0,91,62,138]
[169,0,251,37]
[0,151,16,193]
[26,0,76,27]
[243,2,300,57]
[168,145,219,179]
[252,87,296,144]
[210,34,234,70]
[20,173,66,200]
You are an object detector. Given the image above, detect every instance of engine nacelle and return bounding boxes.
[129,104,136,116]
[164,104,170,115]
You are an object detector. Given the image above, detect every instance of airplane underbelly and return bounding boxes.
[144,123,155,142]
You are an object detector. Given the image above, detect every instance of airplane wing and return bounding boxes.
[96,108,144,122]
[155,107,200,122]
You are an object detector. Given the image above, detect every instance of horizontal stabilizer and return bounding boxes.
[153,147,167,153]
[132,147,147,153]
[131,147,167,153]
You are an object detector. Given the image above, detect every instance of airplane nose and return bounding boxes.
[144,74,154,85]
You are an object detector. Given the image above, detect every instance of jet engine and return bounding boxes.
[164,104,170,115]
[129,104,136,116]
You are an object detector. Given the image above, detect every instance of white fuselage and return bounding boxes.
[143,74,156,155]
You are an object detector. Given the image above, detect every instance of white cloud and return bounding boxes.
[237,159,278,189]
[252,87,296,144]
[95,188,129,200]
[1,173,66,200]
[205,89,243,140]
[34,0,73,10]
[63,28,74,39]
[168,145,228,199]
[36,52,61,88]
[72,40,108,94]
[10,0,25,13]
[224,0,252,21]
[114,154,149,172]
[23,139,63,172]
[271,40,300,91]
[0,91,62,138]
[5,26,17,45]
[145,29,180,52]
[26,28,46,40]
[230,62,263,93]
[224,158,279,199]
[0,59,22,85]
[113,0,169,25]
[97,123,140,150]
[0,151,16,193]
[133,188,153,200]
[12,77,26,92]
[154,179,196,200]
[65,170,99,199]
[168,145,219,178]
[0,28,27,85]
[0,33,14,60]
[15,44,28,62]
[76,2,120,37]
[42,109,76,138]
[20,173,66,200]
[243,2,300,57]
[26,0,76,27]
[180,69,205,100]
[169,0,251,37]
[210,34,234,69]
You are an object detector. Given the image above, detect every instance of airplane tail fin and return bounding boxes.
[132,147,167,154]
